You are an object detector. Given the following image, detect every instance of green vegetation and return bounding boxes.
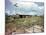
[5,15,44,32]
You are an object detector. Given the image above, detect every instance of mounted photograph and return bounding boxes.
[5,0,44,35]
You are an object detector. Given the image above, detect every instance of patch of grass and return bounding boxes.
[5,16,44,30]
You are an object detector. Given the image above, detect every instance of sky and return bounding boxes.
[5,0,44,16]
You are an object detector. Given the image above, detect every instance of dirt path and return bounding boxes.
[12,25,43,35]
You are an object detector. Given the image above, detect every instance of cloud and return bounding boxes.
[14,2,42,15]
[10,10,16,15]
[5,9,16,15]
[9,0,44,5]
[5,9,10,15]
[14,2,38,12]
[35,2,44,6]
[9,0,16,5]
[15,11,37,15]
[6,0,44,16]
[14,2,44,16]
